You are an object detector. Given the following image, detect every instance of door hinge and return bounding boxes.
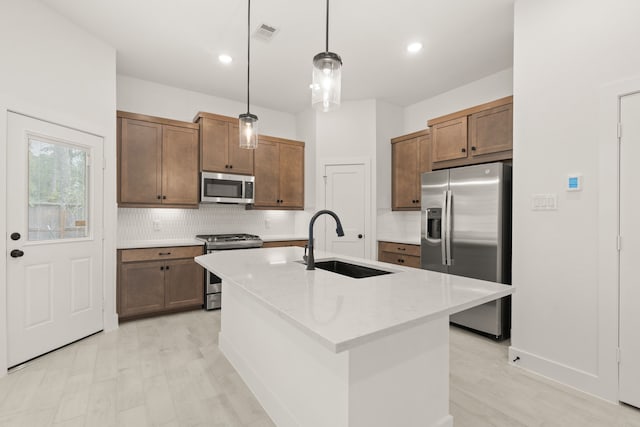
[617,235,622,251]
[617,347,621,363]
[617,122,622,139]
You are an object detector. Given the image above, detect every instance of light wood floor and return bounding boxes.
[0,309,638,427]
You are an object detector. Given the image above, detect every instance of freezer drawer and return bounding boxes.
[206,293,221,310]
[206,282,222,294]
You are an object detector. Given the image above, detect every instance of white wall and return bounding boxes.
[0,0,117,374]
[509,0,640,401]
[315,100,378,257]
[117,75,297,139]
[296,108,317,212]
[404,68,513,134]
[375,101,404,211]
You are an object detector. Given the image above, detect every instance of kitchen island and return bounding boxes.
[195,247,513,427]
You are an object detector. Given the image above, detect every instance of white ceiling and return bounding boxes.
[39,0,514,114]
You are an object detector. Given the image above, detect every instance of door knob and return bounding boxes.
[10,249,24,258]
[358,234,363,239]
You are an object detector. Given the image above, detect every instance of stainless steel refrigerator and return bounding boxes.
[421,162,512,339]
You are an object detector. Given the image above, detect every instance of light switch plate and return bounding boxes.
[153,220,161,231]
[532,194,558,210]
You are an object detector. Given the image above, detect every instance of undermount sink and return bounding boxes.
[308,259,394,279]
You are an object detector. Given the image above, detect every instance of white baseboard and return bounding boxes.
[434,415,454,427]
[508,346,616,403]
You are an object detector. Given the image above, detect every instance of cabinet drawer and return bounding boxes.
[120,245,203,262]
[378,241,420,257]
[379,251,421,268]
[262,240,307,248]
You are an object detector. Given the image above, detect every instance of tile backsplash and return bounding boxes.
[117,205,308,243]
[376,208,421,241]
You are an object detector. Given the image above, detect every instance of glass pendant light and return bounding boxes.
[239,0,258,149]
[311,0,342,112]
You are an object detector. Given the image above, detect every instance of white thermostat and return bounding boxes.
[567,175,582,191]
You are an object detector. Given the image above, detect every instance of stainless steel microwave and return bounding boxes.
[200,172,255,204]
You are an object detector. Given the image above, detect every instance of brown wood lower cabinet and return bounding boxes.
[262,240,307,248]
[117,245,204,320]
[377,241,421,268]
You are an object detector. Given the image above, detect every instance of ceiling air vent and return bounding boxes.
[253,23,279,41]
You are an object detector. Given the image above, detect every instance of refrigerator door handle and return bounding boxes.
[446,190,453,266]
[441,190,448,266]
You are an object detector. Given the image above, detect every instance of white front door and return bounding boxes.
[619,92,640,408]
[324,163,367,258]
[6,112,104,367]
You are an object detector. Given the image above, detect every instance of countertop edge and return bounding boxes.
[377,237,421,246]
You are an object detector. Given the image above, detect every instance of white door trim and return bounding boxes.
[597,77,640,402]
[317,157,374,260]
[0,100,118,377]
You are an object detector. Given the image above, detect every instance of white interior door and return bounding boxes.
[324,163,367,258]
[620,92,640,408]
[6,112,104,367]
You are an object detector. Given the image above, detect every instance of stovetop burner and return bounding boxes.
[196,233,263,250]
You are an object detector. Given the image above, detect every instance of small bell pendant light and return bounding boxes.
[239,0,258,149]
[311,0,342,112]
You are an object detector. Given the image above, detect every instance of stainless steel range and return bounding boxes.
[195,233,263,310]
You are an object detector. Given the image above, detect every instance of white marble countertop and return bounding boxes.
[377,235,421,245]
[117,239,204,249]
[261,234,307,242]
[196,247,513,353]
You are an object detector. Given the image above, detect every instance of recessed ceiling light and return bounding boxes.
[218,54,233,64]
[407,42,423,54]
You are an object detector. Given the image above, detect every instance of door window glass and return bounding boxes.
[28,137,90,240]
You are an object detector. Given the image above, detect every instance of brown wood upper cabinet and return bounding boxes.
[428,96,513,170]
[391,129,431,211]
[253,135,304,209]
[117,111,199,208]
[194,112,254,175]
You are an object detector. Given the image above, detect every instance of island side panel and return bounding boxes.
[348,316,453,427]
[219,281,350,427]
[219,279,454,427]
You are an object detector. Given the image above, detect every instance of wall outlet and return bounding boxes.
[531,194,558,211]
[153,220,161,231]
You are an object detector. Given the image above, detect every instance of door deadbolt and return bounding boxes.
[10,232,20,241]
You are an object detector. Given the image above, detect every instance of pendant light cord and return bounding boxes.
[247,0,251,114]
[325,0,329,52]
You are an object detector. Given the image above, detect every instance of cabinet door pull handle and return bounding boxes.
[160,266,164,271]
[471,146,476,151]
[166,266,170,270]
[398,258,405,263]
[461,148,466,153]
[159,252,171,255]
[398,247,406,251]
[229,165,233,169]
[157,195,161,199]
